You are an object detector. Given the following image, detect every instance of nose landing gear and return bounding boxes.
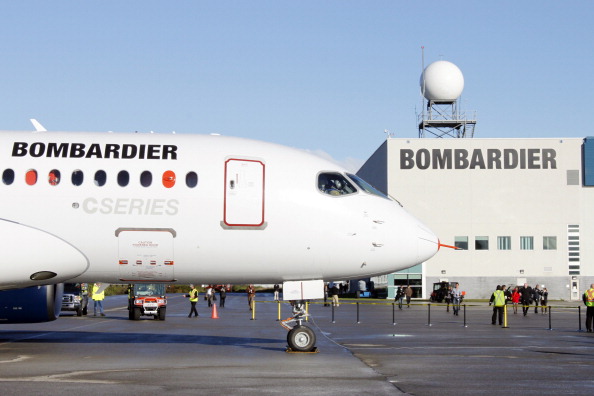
[281,300,317,352]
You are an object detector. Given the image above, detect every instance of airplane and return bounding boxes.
[0,120,439,351]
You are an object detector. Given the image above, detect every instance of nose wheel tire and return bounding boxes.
[287,325,316,352]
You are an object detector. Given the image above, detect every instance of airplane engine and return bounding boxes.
[0,284,63,323]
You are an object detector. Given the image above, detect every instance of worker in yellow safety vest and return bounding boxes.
[489,285,506,326]
[186,284,199,318]
[582,284,594,332]
[92,283,105,317]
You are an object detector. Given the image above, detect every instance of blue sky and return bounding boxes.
[1,2,593,171]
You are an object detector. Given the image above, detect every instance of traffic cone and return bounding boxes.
[211,303,219,319]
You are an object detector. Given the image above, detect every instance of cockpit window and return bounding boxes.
[346,173,389,199]
[318,172,357,196]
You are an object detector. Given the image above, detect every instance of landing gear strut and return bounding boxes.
[281,300,317,352]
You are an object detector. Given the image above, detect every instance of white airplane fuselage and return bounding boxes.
[0,131,439,290]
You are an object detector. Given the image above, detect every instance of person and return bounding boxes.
[324,283,329,307]
[503,285,512,301]
[219,286,227,308]
[451,283,462,316]
[489,285,506,325]
[404,285,413,308]
[541,287,548,314]
[330,283,340,307]
[583,283,594,332]
[206,286,214,307]
[520,283,532,316]
[273,284,280,301]
[80,282,89,316]
[533,284,542,314]
[395,286,404,310]
[91,282,105,317]
[247,284,256,310]
[186,284,199,318]
[511,287,520,314]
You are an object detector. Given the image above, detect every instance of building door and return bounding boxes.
[223,158,266,228]
[571,277,580,301]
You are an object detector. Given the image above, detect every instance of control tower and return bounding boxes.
[417,60,476,138]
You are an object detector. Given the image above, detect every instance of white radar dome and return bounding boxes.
[420,60,464,101]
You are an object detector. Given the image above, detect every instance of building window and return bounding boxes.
[475,236,489,250]
[497,236,511,250]
[543,236,557,250]
[454,236,468,250]
[520,236,534,250]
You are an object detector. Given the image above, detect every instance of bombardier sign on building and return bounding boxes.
[399,148,557,170]
[358,137,594,302]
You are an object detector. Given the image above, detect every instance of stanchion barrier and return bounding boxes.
[502,304,509,328]
[306,301,309,322]
[250,299,584,333]
[276,300,281,321]
[392,302,396,325]
[548,306,552,330]
[331,303,335,323]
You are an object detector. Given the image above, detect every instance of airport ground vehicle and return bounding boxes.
[61,283,83,316]
[128,283,167,320]
[429,281,460,303]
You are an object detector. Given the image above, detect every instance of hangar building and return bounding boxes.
[358,137,594,301]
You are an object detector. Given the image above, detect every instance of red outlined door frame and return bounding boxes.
[222,158,266,229]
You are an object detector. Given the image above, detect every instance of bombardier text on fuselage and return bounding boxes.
[12,142,177,160]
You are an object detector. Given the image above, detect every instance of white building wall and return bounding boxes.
[360,137,594,300]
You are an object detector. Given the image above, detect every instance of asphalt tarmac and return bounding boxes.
[0,293,593,395]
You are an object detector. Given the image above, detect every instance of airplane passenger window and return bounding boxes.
[48,169,60,186]
[71,170,84,186]
[162,170,176,188]
[26,169,38,186]
[2,169,14,185]
[317,172,357,196]
[94,170,107,186]
[346,173,389,199]
[186,171,198,188]
[140,171,152,187]
[118,170,130,187]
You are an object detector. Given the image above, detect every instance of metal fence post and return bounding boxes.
[392,302,396,325]
[548,306,552,330]
[332,303,335,324]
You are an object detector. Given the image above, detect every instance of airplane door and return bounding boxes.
[222,158,266,229]
[117,228,176,282]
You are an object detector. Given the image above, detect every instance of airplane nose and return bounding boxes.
[417,223,439,262]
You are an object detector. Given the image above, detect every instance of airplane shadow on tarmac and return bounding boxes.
[0,331,284,351]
